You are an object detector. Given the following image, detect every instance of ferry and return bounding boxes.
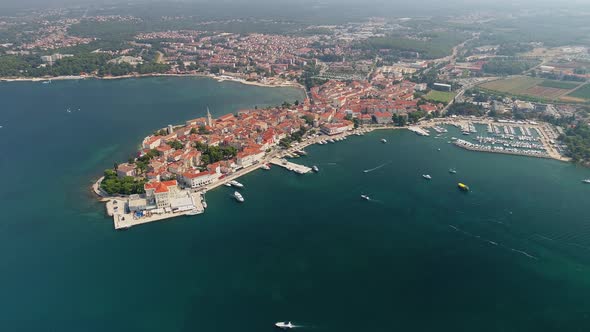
[275,322,295,329]
[422,174,432,180]
[583,179,590,184]
[312,165,319,172]
[449,168,457,174]
[261,164,271,170]
[233,191,244,202]
[458,183,470,191]
[381,139,387,143]
[229,180,244,188]
[361,194,370,200]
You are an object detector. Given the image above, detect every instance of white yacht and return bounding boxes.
[422,174,432,180]
[275,322,295,329]
[312,165,319,172]
[233,191,244,202]
[583,179,590,184]
[229,180,244,188]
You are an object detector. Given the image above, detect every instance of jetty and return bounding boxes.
[408,126,430,136]
[270,158,312,174]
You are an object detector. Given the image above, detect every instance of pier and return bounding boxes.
[270,158,312,174]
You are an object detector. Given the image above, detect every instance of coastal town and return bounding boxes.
[2,6,590,228]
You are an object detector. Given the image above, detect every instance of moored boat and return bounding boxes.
[229,180,244,188]
[312,165,319,172]
[261,164,271,170]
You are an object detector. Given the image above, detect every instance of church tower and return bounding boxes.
[206,107,213,127]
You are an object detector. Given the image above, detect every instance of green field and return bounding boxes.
[479,76,542,94]
[538,80,580,90]
[567,84,590,100]
[424,90,456,103]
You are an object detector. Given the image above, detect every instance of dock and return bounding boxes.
[270,158,312,174]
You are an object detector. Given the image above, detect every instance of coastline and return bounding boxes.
[0,72,306,91]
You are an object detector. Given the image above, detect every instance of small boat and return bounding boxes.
[186,209,201,216]
[275,322,295,329]
[449,168,457,174]
[583,179,590,184]
[261,164,271,170]
[224,183,232,187]
[458,183,470,191]
[437,148,441,151]
[296,150,307,156]
[328,139,335,143]
[312,165,319,172]
[361,194,370,200]
[462,131,470,135]
[381,139,387,143]
[229,180,244,188]
[422,174,432,180]
[233,191,244,202]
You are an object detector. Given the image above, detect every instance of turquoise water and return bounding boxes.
[1,78,590,331]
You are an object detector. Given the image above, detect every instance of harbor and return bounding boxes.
[421,118,567,161]
[96,116,568,230]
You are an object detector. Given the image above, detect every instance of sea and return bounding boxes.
[1,77,590,332]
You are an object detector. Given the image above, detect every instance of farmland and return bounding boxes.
[424,90,456,104]
[478,76,580,101]
[538,80,580,90]
[567,84,590,101]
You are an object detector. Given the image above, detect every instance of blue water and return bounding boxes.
[1,77,590,331]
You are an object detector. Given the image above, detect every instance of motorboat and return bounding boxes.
[262,164,271,170]
[233,191,244,202]
[422,174,432,180]
[361,194,370,200]
[275,322,295,329]
[449,168,457,174]
[381,139,387,143]
[312,165,319,172]
[583,179,590,184]
[229,180,244,188]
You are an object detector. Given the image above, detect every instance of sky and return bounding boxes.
[1,0,589,15]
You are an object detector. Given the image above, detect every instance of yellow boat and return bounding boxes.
[458,183,469,191]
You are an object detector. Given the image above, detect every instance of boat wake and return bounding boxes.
[363,161,391,173]
[448,225,538,260]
